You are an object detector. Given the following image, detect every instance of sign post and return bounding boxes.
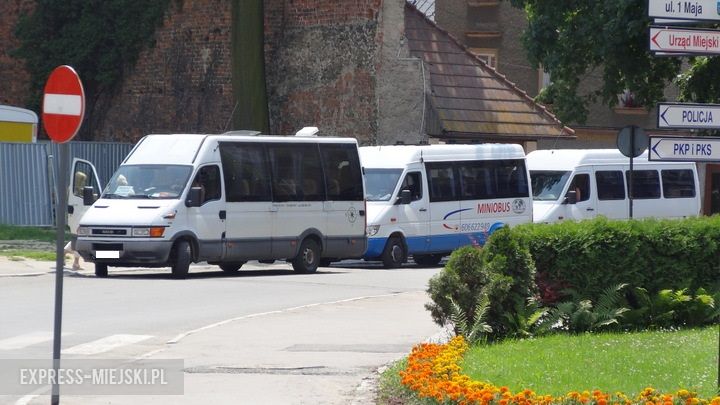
[617,125,648,218]
[42,65,85,405]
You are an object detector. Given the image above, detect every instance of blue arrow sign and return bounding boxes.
[657,102,720,128]
[649,136,720,161]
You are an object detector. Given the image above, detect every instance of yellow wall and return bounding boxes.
[0,121,36,143]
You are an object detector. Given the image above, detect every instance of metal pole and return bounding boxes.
[629,127,634,219]
[51,143,69,405]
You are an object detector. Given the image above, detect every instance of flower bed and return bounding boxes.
[400,336,720,405]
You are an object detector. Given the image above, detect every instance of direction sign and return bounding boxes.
[42,65,85,143]
[649,26,720,55]
[657,102,720,128]
[649,0,720,21]
[649,136,720,161]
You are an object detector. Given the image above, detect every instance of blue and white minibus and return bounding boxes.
[360,144,532,268]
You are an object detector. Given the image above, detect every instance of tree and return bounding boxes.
[507,0,700,124]
[13,0,171,125]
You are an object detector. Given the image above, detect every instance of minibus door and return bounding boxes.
[564,172,596,220]
[396,171,430,253]
[68,158,102,234]
[186,165,227,262]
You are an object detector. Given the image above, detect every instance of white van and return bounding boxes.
[72,130,367,278]
[360,144,532,268]
[527,149,700,223]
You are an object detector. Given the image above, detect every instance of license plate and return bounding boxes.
[96,251,120,259]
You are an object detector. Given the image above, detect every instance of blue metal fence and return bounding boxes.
[0,141,133,226]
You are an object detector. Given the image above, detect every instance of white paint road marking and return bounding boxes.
[62,334,153,355]
[0,331,72,351]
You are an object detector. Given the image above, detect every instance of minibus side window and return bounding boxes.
[567,174,590,202]
[625,170,660,199]
[191,165,221,204]
[494,159,529,199]
[661,169,696,198]
[428,163,457,202]
[596,171,625,200]
[219,142,272,202]
[320,144,364,201]
[399,172,423,201]
[268,143,324,202]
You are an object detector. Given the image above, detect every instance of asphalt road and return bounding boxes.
[0,259,445,404]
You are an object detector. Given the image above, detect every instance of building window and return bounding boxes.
[469,48,498,69]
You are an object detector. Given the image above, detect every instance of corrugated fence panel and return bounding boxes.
[0,141,133,226]
[47,141,134,188]
[0,143,53,226]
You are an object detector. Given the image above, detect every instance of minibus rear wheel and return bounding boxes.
[172,240,191,279]
[414,254,443,267]
[95,263,108,277]
[381,236,406,269]
[292,239,320,273]
[220,262,246,272]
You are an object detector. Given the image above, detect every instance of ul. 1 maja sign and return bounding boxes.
[648,0,720,21]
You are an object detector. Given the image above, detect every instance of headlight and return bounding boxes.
[132,227,165,237]
[77,226,90,236]
[366,224,380,237]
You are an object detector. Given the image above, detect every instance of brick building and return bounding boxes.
[0,0,570,148]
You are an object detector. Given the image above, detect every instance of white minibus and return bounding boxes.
[527,149,700,223]
[72,130,367,278]
[360,144,532,268]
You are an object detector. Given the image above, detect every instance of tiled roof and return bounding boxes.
[404,3,575,141]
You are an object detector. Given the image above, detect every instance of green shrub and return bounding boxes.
[514,217,720,303]
[426,227,537,340]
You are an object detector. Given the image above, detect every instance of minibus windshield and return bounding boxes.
[364,168,403,201]
[102,165,193,199]
[530,170,571,201]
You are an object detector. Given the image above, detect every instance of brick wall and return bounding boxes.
[0,0,385,144]
[0,0,35,106]
[92,0,234,142]
[264,0,382,142]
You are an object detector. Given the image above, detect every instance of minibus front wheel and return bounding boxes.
[171,240,192,279]
[95,263,108,278]
[381,236,406,269]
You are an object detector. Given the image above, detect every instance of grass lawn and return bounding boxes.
[0,224,66,242]
[0,249,57,261]
[378,327,720,404]
[462,327,719,398]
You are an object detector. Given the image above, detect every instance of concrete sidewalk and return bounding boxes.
[25,291,446,405]
[0,254,91,277]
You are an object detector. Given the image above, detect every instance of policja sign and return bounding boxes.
[41,65,85,405]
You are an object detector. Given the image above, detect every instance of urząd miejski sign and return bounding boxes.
[657,102,720,129]
[648,0,720,22]
[649,26,720,55]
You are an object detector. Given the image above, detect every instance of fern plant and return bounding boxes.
[543,283,629,333]
[449,294,492,344]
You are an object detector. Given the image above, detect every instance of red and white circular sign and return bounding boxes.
[42,65,85,143]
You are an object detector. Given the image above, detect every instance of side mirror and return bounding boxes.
[185,187,203,207]
[82,186,96,206]
[564,190,577,205]
[398,189,412,205]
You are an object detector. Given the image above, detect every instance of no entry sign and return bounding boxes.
[42,65,85,143]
